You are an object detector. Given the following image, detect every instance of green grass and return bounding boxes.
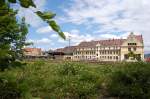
[0,61,150,99]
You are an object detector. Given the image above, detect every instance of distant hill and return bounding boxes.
[145,54,150,58]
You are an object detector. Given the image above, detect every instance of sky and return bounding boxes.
[13,0,150,53]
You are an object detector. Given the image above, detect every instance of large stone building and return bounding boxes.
[55,33,144,62]
[73,33,144,61]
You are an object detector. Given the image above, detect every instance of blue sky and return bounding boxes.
[13,0,150,53]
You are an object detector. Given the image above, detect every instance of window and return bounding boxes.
[134,47,136,51]
[116,56,118,60]
[110,56,112,59]
[110,51,112,54]
[128,43,137,46]
[128,48,131,51]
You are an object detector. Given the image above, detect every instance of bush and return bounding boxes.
[43,62,101,99]
[0,73,31,99]
[106,62,150,99]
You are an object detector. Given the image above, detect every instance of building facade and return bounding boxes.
[23,48,42,56]
[73,33,144,62]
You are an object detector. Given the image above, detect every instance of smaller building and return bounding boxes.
[55,46,77,60]
[23,48,42,58]
[145,54,150,62]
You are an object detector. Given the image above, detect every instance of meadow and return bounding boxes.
[0,60,150,99]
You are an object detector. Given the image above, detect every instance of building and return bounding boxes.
[73,33,144,62]
[145,54,150,62]
[55,46,76,60]
[23,48,42,57]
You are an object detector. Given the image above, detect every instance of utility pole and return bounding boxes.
[68,35,71,48]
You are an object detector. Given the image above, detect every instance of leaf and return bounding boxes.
[48,20,61,32]
[19,0,36,8]
[48,20,66,39]
[58,31,66,40]
[36,11,56,20]
[8,0,16,3]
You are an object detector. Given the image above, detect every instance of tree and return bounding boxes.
[0,3,30,70]
[0,3,17,70]
[1,0,66,39]
[0,0,65,70]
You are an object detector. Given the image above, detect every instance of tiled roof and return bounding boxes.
[55,34,143,50]
[24,48,41,52]
[135,35,143,43]
[77,34,143,48]
[78,39,125,48]
[55,46,77,53]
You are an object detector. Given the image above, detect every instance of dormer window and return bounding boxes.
[128,43,137,46]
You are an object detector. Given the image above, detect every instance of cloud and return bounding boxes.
[62,0,150,53]
[36,26,52,34]
[50,34,58,38]
[17,0,47,27]
[63,31,95,45]
[27,38,53,50]
[27,38,51,45]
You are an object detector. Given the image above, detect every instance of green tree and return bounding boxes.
[1,0,66,39]
[0,0,65,70]
[0,3,17,70]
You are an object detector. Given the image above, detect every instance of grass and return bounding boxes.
[0,61,150,99]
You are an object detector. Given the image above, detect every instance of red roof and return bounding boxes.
[55,46,77,53]
[24,48,41,52]
[77,34,143,48]
[145,57,150,62]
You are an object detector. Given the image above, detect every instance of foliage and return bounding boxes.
[106,62,150,99]
[127,51,141,61]
[0,0,65,70]
[0,61,150,99]
[0,3,29,70]
[2,0,65,39]
[0,73,31,99]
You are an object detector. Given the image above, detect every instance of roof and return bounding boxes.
[55,46,77,53]
[54,34,143,51]
[24,48,42,52]
[135,35,143,43]
[77,34,143,48]
[78,39,125,48]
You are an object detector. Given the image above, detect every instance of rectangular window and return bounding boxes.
[134,47,136,51]
[128,48,131,51]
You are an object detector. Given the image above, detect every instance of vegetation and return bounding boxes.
[0,0,65,70]
[1,0,65,39]
[0,61,150,99]
[0,3,28,71]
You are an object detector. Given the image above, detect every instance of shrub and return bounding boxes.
[43,62,101,99]
[0,73,31,99]
[106,62,150,99]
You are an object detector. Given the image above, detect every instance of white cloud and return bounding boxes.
[63,31,95,45]
[27,38,53,50]
[17,0,46,27]
[62,0,150,53]
[36,26,52,34]
[50,34,58,38]
[27,38,51,45]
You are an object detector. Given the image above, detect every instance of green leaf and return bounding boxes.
[48,20,61,32]
[19,0,36,8]
[36,11,56,20]
[58,31,66,40]
[8,0,16,3]
[48,20,66,39]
